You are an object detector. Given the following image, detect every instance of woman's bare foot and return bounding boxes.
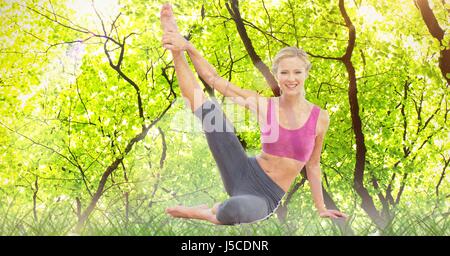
[166,204,221,224]
[160,3,179,33]
[166,204,209,218]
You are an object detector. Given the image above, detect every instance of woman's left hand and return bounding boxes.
[162,31,190,52]
[319,209,348,219]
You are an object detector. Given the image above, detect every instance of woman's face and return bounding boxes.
[275,56,308,96]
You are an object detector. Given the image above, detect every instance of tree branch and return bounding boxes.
[414,0,444,41]
[0,120,77,168]
[73,98,177,233]
[385,173,396,205]
[226,0,279,95]
[394,173,408,205]
[436,153,449,198]
[32,175,38,222]
[157,127,167,169]
[415,0,450,85]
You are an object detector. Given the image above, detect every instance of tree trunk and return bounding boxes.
[339,0,386,229]
[415,0,450,85]
[72,100,175,234]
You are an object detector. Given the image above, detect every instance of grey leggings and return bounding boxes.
[193,99,285,225]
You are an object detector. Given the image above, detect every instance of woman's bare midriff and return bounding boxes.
[255,152,305,193]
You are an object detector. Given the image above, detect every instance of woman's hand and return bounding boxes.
[318,209,348,219]
[162,31,190,52]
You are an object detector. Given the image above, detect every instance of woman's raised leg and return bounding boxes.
[160,3,207,112]
[161,4,221,223]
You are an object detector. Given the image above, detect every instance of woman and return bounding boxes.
[160,3,347,225]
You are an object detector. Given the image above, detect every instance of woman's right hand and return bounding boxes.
[162,31,191,52]
[319,208,348,219]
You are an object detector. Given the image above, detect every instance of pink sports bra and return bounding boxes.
[260,98,320,162]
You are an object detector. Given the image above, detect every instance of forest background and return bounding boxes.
[0,0,448,235]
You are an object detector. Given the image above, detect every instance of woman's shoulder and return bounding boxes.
[316,106,330,133]
[307,101,327,114]
[307,102,329,128]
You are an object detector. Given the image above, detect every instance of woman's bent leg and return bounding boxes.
[165,204,221,224]
[166,195,271,225]
[216,195,269,225]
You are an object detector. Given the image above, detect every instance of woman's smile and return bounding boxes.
[284,83,298,89]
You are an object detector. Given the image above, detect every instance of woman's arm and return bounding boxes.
[305,110,347,219]
[162,31,263,113]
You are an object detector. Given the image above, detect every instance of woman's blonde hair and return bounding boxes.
[272,46,312,75]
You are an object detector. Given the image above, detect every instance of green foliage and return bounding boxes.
[0,0,448,235]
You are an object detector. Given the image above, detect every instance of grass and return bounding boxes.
[0,198,448,236]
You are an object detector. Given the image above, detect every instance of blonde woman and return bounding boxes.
[161,3,347,225]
